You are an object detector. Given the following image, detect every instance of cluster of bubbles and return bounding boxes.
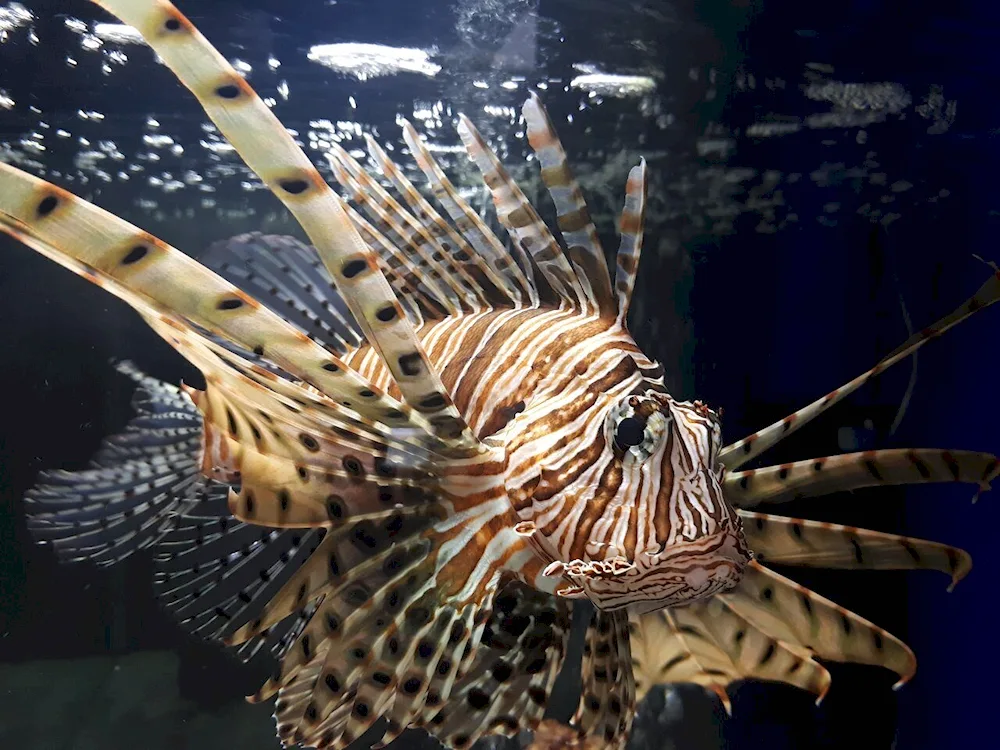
[0,1,963,247]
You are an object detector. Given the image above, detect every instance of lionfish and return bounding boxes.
[2,1,997,749]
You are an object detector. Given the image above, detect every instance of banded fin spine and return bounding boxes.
[522,92,615,319]
[457,113,592,310]
[614,159,648,326]
[92,0,478,452]
[401,120,536,307]
[721,268,1000,468]
[725,448,1000,507]
[362,133,517,310]
[741,512,972,590]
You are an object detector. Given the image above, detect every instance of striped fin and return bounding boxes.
[401,120,536,307]
[363,133,517,311]
[522,92,615,319]
[573,609,635,750]
[457,113,592,310]
[720,561,916,688]
[201,233,363,355]
[741,512,972,590]
[416,584,572,749]
[25,361,203,566]
[629,598,831,711]
[614,159,647,326]
[721,268,1000,468]
[327,143,471,315]
[337,197,440,325]
[0,167,437,444]
[152,486,331,674]
[725,448,1000,507]
[92,0,479,452]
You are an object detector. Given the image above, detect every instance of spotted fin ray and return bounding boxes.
[200,232,363,356]
[0,167,443,448]
[573,609,636,749]
[90,0,478,452]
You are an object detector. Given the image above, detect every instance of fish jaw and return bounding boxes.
[537,528,752,614]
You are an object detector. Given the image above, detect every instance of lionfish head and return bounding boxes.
[519,387,751,615]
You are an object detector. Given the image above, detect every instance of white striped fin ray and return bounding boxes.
[151,480,330,675]
[335,198,438,326]
[328,140,492,314]
[457,112,594,311]
[363,132,519,311]
[326,146,466,317]
[522,92,616,319]
[91,0,479,453]
[401,120,537,307]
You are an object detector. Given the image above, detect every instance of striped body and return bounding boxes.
[353,310,750,613]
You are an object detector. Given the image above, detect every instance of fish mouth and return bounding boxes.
[543,531,751,612]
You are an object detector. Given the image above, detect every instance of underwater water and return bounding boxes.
[0,0,997,748]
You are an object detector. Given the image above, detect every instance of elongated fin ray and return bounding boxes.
[457,114,592,310]
[363,133,516,311]
[726,448,999,507]
[92,0,478,452]
[0,172,434,443]
[522,92,615,319]
[720,561,916,689]
[327,144,466,316]
[201,233,363,355]
[401,120,535,307]
[329,140,491,313]
[615,160,647,326]
[741,512,971,590]
[721,269,1000,468]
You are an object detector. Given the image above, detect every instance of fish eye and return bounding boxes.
[613,416,646,451]
[608,396,671,460]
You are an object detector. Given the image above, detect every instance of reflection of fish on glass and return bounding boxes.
[1,2,998,750]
